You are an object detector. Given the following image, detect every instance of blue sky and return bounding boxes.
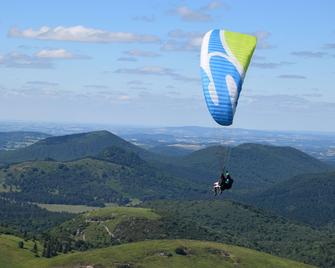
[1,0,334,131]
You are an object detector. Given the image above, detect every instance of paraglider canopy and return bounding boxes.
[200,29,257,126]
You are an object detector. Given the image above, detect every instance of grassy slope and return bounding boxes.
[36,203,100,213]
[86,206,160,220]
[0,235,313,268]
[0,234,45,268]
[50,207,164,248]
[144,200,335,267]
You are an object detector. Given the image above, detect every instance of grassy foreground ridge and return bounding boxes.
[0,234,313,268]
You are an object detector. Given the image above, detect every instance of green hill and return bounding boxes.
[45,205,204,255]
[1,130,330,196]
[160,143,331,193]
[49,206,165,249]
[0,130,149,164]
[0,152,200,206]
[143,200,335,268]
[0,234,313,268]
[0,234,44,268]
[248,171,335,226]
[1,202,332,267]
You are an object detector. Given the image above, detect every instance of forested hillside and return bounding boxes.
[143,200,335,268]
[0,197,73,236]
[0,131,150,164]
[155,143,331,193]
[247,171,335,226]
[0,148,202,206]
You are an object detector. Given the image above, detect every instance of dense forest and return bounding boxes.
[246,171,335,226]
[0,197,73,236]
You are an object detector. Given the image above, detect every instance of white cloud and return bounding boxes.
[251,31,274,49]
[204,1,227,10]
[0,48,90,69]
[170,1,227,22]
[241,94,335,115]
[9,25,160,43]
[161,39,200,51]
[162,29,203,52]
[83,90,133,103]
[0,86,71,98]
[35,48,89,59]
[115,66,172,76]
[0,51,52,69]
[162,28,270,52]
[174,6,211,21]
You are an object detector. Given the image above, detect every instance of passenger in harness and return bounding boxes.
[212,170,234,195]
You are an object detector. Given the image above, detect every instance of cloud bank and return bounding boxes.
[9,25,160,43]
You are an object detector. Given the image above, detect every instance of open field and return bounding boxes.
[36,203,101,213]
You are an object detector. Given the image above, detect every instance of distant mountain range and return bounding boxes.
[0,130,333,225]
[0,130,334,267]
[1,122,335,162]
[0,130,331,194]
[117,126,335,163]
[155,143,331,193]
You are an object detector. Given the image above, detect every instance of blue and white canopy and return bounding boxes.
[200,29,257,126]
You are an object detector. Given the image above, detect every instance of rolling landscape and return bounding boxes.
[0,130,334,267]
[1,1,334,267]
